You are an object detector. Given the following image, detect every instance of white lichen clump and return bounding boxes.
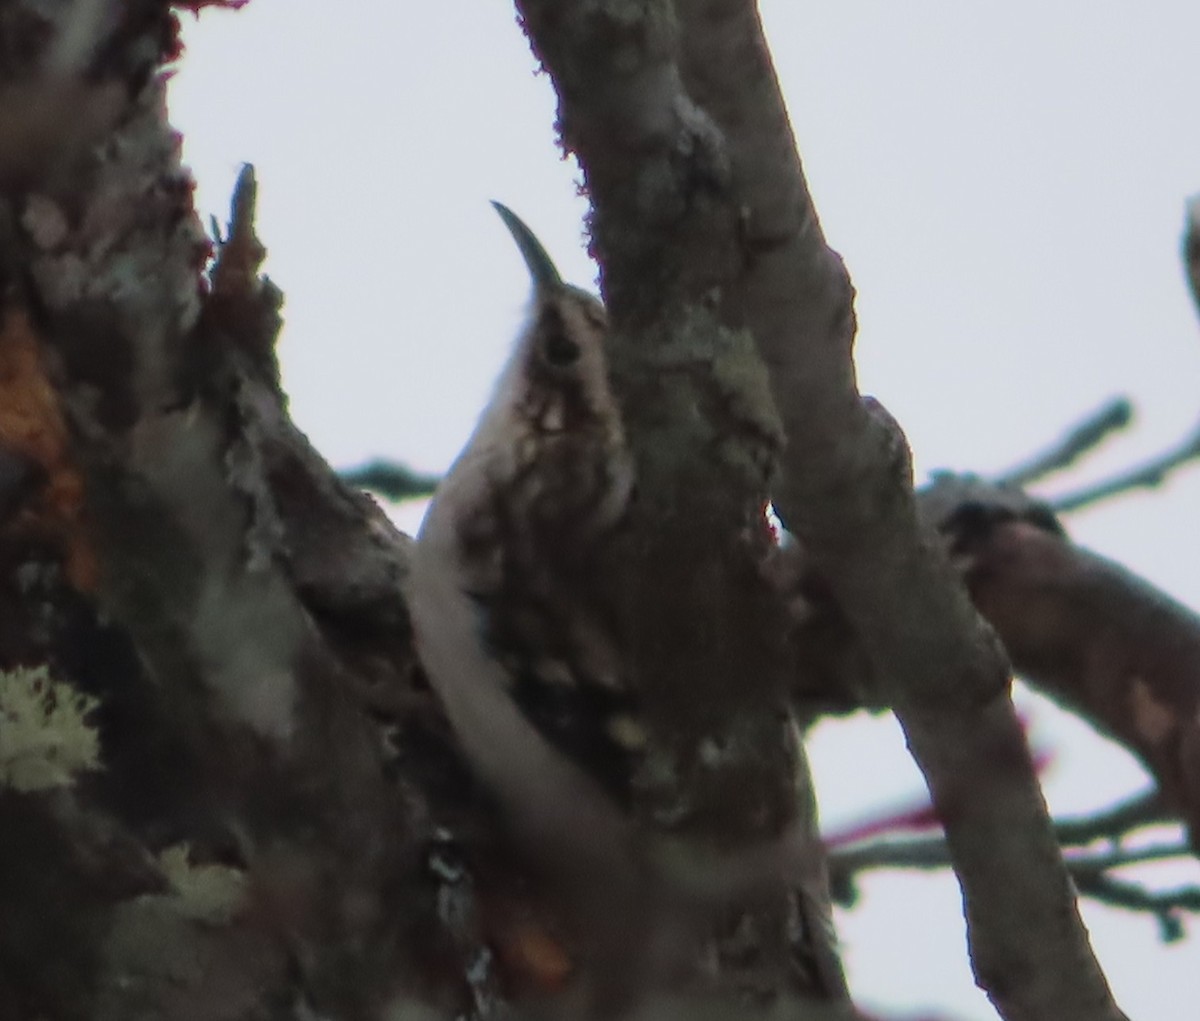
[0,664,99,792]
[155,844,246,925]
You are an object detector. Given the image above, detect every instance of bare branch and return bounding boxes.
[1183,194,1200,321]
[830,829,1199,929]
[951,518,1200,846]
[665,3,1124,1019]
[828,793,1197,935]
[1072,874,1200,941]
[831,831,1189,886]
[1066,839,1191,874]
[1052,789,1169,846]
[918,473,1063,538]
[1049,418,1200,512]
[340,458,440,501]
[994,396,1133,488]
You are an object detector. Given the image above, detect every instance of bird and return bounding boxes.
[406,204,849,1007]
[407,202,641,880]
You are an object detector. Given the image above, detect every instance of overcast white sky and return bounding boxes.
[171,4,1200,1017]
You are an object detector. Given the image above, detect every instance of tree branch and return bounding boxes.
[829,827,1200,937]
[1049,419,1200,513]
[0,7,475,1015]
[994,397,1133,489]
[988,201,1200,513]
[827,789,1198,942]
[946,515,1200,851]
[662,3,1125,1020]
[1072,874,1200,941]
[922,464,1200,859]
[339,458,440,502]
[1183,194,1200,322]
[514,0,852,1006]
[1051,789,1169,846]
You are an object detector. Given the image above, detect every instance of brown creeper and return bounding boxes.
[408,206,849,1004]
[408,203,640,865]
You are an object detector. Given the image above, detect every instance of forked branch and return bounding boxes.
[514,1,1127,1019]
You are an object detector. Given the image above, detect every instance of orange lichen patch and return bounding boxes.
[0,304,96,591]
[492,914,574,994]
[480,888,574,995]
[1129,676,1176,747]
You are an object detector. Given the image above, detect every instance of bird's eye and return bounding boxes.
[542,333,581,367]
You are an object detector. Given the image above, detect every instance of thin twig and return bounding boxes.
[1065,842,1189,874]
[827,789,1169,865]
[1072,872,1200,943]
[828,790,1182,884]
[828,819,1197,924]
[994,396,1133,488]
[1183,195,1200,322]
[1052,789,1168,846]
[829,833,953,875]
[1049,420,1200,513]
[340,459,440,502]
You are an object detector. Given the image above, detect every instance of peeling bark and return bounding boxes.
[0,5,488,1017]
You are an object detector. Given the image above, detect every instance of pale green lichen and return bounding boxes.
[98,850,249,1013]
[618,305,783,498]
[710,325,783,444]
[0,664,100,792]
[155,843,246,926]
